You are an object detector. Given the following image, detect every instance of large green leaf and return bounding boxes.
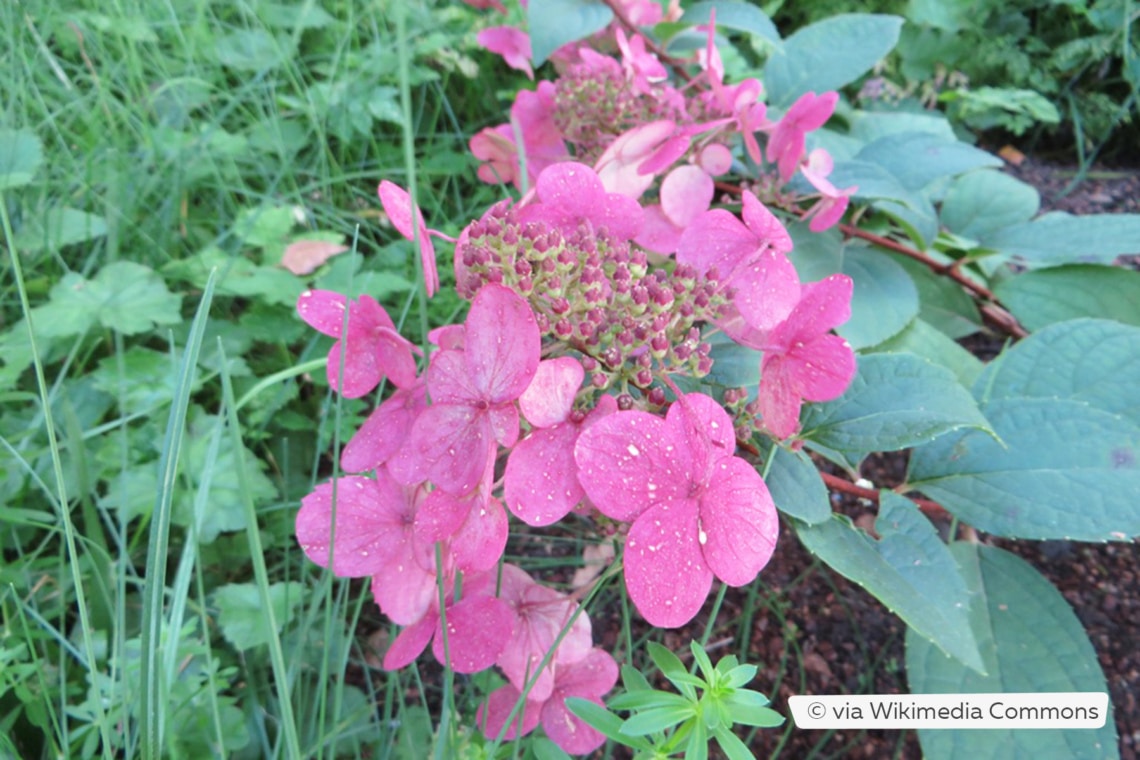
[33,261,182,337]
[981,212,1140,267]
[995,266,1140,331]
[214,582,305,650]
[528,0,612,65]
[873,318,983,387]
[940,170,1039,240]
[683,1,779,44]
[800,353,990,454]
[906,543,1118,760]
[908,398,1140,540]
[976,319,1140,427]
[885,253,982,339]
[854,132,1000,191]
[764,14,903,108]
[0,128,43,190]
[14,207,108,252]
[796,493,983,672]
[836,246,919,349]
[764,444,831,524]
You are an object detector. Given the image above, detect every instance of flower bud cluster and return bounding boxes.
[457,203,726,387]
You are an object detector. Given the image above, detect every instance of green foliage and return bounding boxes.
[569,641,784,758]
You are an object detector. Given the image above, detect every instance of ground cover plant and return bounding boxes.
[2,0,1139,758]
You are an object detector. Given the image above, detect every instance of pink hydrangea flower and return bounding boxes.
[574,393,779,627]
[296,290,419,398]
[404,284,540,494]
[799,148,857,232]
[477,26,533,79]
[479,647,618,754]
[767,91,838,183]
[470,82,568,191]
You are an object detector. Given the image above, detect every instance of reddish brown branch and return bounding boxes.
[817,471,949,520]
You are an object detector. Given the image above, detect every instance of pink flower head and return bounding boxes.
[504,395,617,527]
[800,148,857,232]
[766,91,838,183]
[296,290,419,398]
[479,647,618,754]
[477,26,533,79]
[518,162,644,240]
[382,569,515,673]
[296,474,435,625]
[595,121,690,200]
[404,284,540,494]
[616,29,666,93]
[574,393,779,627]
[378,181,449,297]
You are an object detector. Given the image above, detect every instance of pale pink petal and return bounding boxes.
[519,356,584,428]
[464,284,540,402]
[573,410,689,522]
[699,457,778,585]
[660,165,713,228]
[382,612,437,670]
[295,474,407,577]
[698,143,733,175]
[504,423,584,526]
[541,649,618,754]
[624,500,713,627]
[732,249,801,334]
[808,194,851,232]
[432,595,514,672]
[281,239,348,275]
[594,120,676,199]
[428,324,466,350]
[638,134,691,175]
[296,290,349,337]
[478,685,541,741]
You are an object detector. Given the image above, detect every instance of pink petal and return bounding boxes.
[573,411,689,522]
[370,548,437,625]
[478,685,541,741]
[477,27,534,79]
[634,205,684,254]
[542,649,618,754]
[624,500,713,627]
[281,239,348,275]
[464,284,540,403]
[414,489,472,544]
[408,404,495,495]
[664,393,735,465]
[675,208,756,279]
[808,195,850,232]
[757,356,803,440]
[504,423,585,526]
[519,357,584,428]
[432,595,515,672]
[295,474,407,577]
[378,181,439,297]
[638,134,691,175]
[699,457,779,585]
[698,143,733,175]
[450,496,509,572]
[296,289,349,337]
[787,333,856,402]
[774,274,853,347]
[382,612,437,670]
[660,165,713,228]
[340,382,427,472]
[741,192,792,255]
[732,249,802,334]
[427,349,480,405]
[488,403,521,448]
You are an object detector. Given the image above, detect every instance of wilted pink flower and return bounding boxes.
[767,91,838,182]
[574,393,779,627]
[296,290,419,398]
[478,26,533,79]
[404,284,540,494]
[799,148,857,232]
[479,647,618,754]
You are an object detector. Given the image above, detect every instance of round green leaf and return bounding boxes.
[527,0,612,65]
[885,254,982,339]
[800,352,990,455]
[940,170,1039,240]
[764,444,831,524]
[214,581,305,650]
[837,247,919,350]
[0,128,43,190]
[981,211,1140,267]
[908,398,1140,540]
[683,1,779,44]
[34,261,181,337]
[797,493,983,672]
[995,266,1140,331]
[854,132,1001,191]
[906,543,1118,760]
[14,207,108,252]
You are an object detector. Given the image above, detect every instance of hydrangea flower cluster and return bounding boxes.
[294,7,858,755]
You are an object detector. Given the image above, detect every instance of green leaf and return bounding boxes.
[255,1,336,29]
[682,2,780,45]
[527,0,612,65]
[763,444,831,524]
[712,724,755,760]
[854,132,1000,191]
[647,641,688,681]
[981,212,1140,267]
[90,347,182,412]
[796,493,984,672]
[214,30,292,71]
[906,543,1118,760]
[565,698,654,751]
[764,14,903,108]
[723,691,784,727]
[977,319,1140,426]
[33,262,181,337]
[165,247,304,307]
[994,266,1140,331]
[0,128,43,189]
[884,254,982,339]
[800,353,990,455]
[609,690,693,712]
[848,110,956,143]
[836,246,919,349]
[873,318,983,387]
[14,207,108,252]
[530,736,573,760]
[214,582,305,650]
[908,398,1140,540]
[620,704,696,736]
[622,664,652,692]
[940,170,1040,240]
